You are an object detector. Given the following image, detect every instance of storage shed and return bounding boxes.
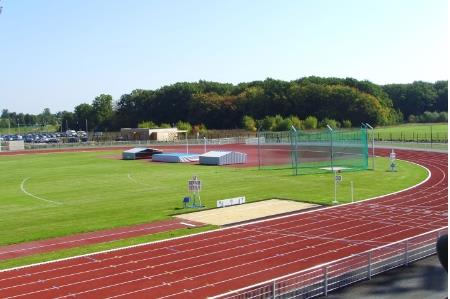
[199,151,247,165]
[122,147,163,160]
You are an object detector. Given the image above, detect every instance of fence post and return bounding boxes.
[431,125,433,148]
[324,266,328,296]
[367,251,372,280]
[273,280,277,299]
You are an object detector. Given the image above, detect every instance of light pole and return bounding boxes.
[326,125,333,171]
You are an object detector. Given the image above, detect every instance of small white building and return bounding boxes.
[120,128,183,141]
[199,151,247,165]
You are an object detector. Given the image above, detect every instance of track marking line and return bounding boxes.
[0,221,183,257]
[20,178,63,205]
[179,222,196,227]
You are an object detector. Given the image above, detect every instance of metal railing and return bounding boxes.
[0,137,249,152]
[210,228,447,299]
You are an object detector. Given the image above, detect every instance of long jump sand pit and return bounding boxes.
[175,199,320,226]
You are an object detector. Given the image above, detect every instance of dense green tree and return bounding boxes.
[92,94,114,130]
[74,103,94,131]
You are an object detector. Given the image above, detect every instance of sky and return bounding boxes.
[0,0,448,114]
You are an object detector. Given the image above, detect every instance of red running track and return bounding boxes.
[0,148,446,298]
[0,219,202,261]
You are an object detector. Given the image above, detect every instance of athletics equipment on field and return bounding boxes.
[257,126,369,175]
[186,176,203,208]
[122,147,163,160]
[199,151,247,165]
[152,153,199,163]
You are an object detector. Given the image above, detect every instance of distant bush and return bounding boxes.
[303,116,318,129]
[289,116,303,130]
[176,121,192,132]
[138,121,158,128]
[242,115,257,131]
[409,111,448,123]
[319,118,341,129]
[342,119,352,128]
[260,116,276,131]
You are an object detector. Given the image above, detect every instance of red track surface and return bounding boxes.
[0,219,202,261]
[0,148,447,298]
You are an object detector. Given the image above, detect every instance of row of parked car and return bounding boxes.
[0,130,89,143]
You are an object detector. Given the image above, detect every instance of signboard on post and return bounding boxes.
[389,149,397,172]
[217,196,246,208]
[188,176,202,192]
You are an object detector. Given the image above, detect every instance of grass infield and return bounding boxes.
[372,122,448,142]
[0,150,427,248]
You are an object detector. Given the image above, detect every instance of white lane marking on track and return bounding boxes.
[0,221,182,256]
[20,177,62,205]
[180,222,196,227]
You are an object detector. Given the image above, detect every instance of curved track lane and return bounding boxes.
[0,149,447,298]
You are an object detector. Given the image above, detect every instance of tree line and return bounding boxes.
[1,77,447,132]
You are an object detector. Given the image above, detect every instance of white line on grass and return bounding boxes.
[127,173,151,187]
[20,178,63,205]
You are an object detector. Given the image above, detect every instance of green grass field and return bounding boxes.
[372,123,448,142]
[0,150,428,247]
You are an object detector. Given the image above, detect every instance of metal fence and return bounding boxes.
[0,137,248,152]
[209,228,447,299]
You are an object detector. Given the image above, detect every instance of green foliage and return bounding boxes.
[408,111,448,123]
[342,120,352,128]
[289,116,303,130]
[159,123,172,128]
[3,78,447,132]
[176,121,192,132]
[242,115,257,131]
[303,116,318,129]
[319,118,341,129]
[260,116,276,131]
[383,81,447,120]
[274,118,292,131]
[138,120,158,128]
[74,103,94,131]
[92,94,114,130]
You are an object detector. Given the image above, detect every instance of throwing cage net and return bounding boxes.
[257,127,369,175]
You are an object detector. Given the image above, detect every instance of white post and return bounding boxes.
[351,181,354,203]
[272,280,276,299]
[326,125,333,171]
[203,136,207,153]
[333,170,338,204]
[186,131,189,154]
